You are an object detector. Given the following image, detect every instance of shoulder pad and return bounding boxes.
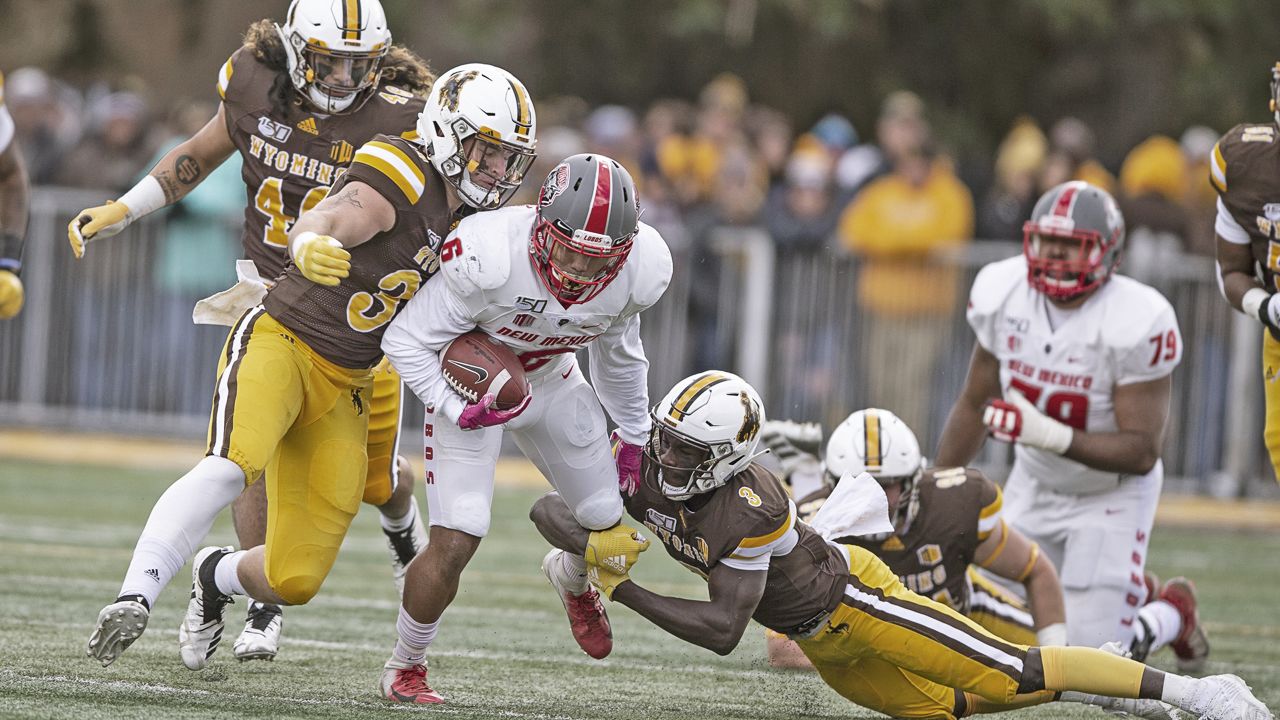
[440,209,517,301]
[348,134,430,206]
[969,256,1024,314]
[216,46,263,104]
[624,223,673,311]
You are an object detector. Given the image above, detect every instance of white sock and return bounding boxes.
[1138,600,1183,652]
[558,552,589,595]
[393,605,439,666]
[118,456,245,606]
[214,550,248,596]
[380,497,419,533]
[1160,674,1198,707]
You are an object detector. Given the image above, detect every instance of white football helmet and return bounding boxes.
[275,0,391,114]
[416,63,538,209]
[646,371,767,500]
[825,409,925,529]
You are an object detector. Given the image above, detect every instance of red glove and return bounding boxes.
[612,430,642,497]
[982,391,1072,454]
[982,398,1022,443]
[457,390,531,430]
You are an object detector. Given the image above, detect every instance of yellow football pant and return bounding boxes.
[363,357,403,506]
[1263,331,1280,483]
[205,308,373,605]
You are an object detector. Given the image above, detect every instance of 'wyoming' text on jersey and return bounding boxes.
[247,133,344,186]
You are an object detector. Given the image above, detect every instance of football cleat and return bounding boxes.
[233,601,283,662]
[542,548,612,659]
[1089,695,1179,720]
[178,545,236,671]
[1179,674,1273,720]
[379,659,444,704]
[86,598,149,667]
[1142,570,1161,605]
[383,510,427,597]
[1160,577,1210,673]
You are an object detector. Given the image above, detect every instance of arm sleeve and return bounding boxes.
[381,276,477,423]
[1116,301,1182,385]
[587,310,652,444]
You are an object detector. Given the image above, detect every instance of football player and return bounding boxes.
[84,63,537,672]
[528,371,1273,720]
[935,181,1208,671]
[68,0,434,662]
[376,153,671,704]
[761,409,1066,671]
[1213,61,1280,491]
[0,69,29,320]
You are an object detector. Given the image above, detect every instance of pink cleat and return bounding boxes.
[1160,577,1210,673]
[542,549,613,659]
[379,660,444,705]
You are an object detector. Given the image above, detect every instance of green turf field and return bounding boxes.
[0,459,1276,719]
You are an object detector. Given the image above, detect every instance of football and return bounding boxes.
[440,330,529,410]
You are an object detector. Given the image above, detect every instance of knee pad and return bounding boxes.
[270,571,325,606]
[430,491,492,537]
[572,487,623,531]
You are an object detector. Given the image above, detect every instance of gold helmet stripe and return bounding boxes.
[508,78,532,140]
[667,373,729,422]
[343,0,362,41]
[863,410,882,472]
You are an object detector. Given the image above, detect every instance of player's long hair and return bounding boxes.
[243,19,435,119]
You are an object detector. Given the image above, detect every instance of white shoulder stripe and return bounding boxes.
[977,509,1002,535]
[359,144,425,199]
[0,105,13,155]
[1210,155,1227,192]
[1215,197,1251,245]
[217,58,234,97]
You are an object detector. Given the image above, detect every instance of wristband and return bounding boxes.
[118,175,167,223]
[1243,287,1272,323]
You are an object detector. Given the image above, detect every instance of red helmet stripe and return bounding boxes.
[1051,182,1082,218]
[585,159,612,235]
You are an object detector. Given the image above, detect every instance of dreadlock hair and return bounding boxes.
[241,19,434,120]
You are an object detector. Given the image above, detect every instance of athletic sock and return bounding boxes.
[558,552,590,595]
[1137,600,1183,652]
[393,605,439,666]
[1158,674,1198,707]
[380,498,419,534]
[1038,646,1144,698]
[213,550,248,597]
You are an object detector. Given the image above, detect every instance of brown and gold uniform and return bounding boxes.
[796,468,1036,645]
[205,134,451,604]
[1211,122,1280,481]
[216,45,424,505]
[627,460,1032,719]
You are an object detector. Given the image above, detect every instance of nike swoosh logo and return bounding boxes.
[447,360,488,384]
[561,368,572,379]
[1104,508,1123,515]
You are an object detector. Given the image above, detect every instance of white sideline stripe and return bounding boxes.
[212,306,264,455]
[845,583,1024,673]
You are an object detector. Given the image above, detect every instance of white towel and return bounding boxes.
[192,260,270,326]
[807,471,894,540]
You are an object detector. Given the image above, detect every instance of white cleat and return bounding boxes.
[233,601,283,662]
[178,545,235,671]
[86,600,149,667]
[1180,674,1274,720]
[383,511,427,598]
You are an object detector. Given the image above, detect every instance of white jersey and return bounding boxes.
[967,256,1181,494]
[383,205,673,444]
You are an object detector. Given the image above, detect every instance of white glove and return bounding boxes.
[982,390,1073,454]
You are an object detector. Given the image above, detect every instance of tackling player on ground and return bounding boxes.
[84,63,537,673]
[529,371,1273,720]
[761,409,1066,670]
[68,0,434,662]
[376,153,671,704]
[935,181,1208,671]
[0,70,29,320]
[1213,61,1280,491]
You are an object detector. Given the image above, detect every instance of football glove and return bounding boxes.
[584,525,650,599]
[982,391,1072,454]
[0,270,23,319]
[611,431,642,498]
[68,200,130,259]
[290,231,351,287]
[457,391,532,430]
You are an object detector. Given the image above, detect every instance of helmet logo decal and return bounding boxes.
[539,163,571,208]
[735,393,761,444]
[668,373,728,421]
[438,70,480,112]
[863,411,883,471]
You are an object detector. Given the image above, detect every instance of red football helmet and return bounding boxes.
[531,154,639,306]
[1022,180,1125,301]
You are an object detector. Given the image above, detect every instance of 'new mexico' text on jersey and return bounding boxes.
[797,467,1002,613]
[383,205,672,440]
[217,46,424,281]
[264,135,451,369]
[627,460,850,635]
[968,256,1181,494]
[1210,123,1280,290]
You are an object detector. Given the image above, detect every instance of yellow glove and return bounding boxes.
[0,271,23,320]
[68,200,131,259]
[584,525,650,599]
[291,231,351,287]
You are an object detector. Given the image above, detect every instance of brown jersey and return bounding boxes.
[1210,123,1280,291]
[626,460,849,635]
[216,46,425,282]
[264,135,452,369]
[798,467,1003,614]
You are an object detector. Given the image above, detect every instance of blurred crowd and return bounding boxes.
[7,65,1226,435]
